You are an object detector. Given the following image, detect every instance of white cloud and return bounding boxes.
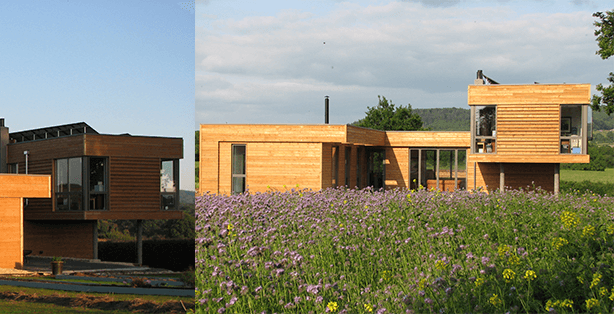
[197,1,607,125]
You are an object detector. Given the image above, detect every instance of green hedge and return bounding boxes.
[98,239,194,271]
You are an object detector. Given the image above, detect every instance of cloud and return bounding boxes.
[197,2,603,125]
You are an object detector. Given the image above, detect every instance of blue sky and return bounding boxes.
[196,0,614,125]
[1,1,195,191]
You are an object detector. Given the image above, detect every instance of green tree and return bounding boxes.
[354,96,425,131]
[592,10,614,115]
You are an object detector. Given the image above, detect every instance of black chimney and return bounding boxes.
[325,96,329,124]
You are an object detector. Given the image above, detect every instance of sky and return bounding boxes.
[196,0,614,126]
[1,1,195,191]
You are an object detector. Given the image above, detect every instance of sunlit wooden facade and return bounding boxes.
[1,121,183,261]
[200,83,591,196]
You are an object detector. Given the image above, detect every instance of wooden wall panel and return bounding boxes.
[386,132,470,147]
[84,135,183,159]
[109,157,160,212]
[496,104,560,155]
[24,220,94,259]
[202,125,347,143]
[216,142,323,194]
[475,162,500,192]
[346,126,386,146]
[8,136,84,162]
[199,141,219,195]
[385,147,408,189]
[0,198,23,269]
[468,84,591,105]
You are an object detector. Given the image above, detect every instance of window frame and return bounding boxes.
[230,144,246,195]
[161,159,180,209]
[560,104,588,155]
[54,156,109,211]
[471,105,497,154]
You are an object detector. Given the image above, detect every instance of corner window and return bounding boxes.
[161,159,179,209]
[8,163,18,173]
[231,145,246,194]
[560,105,587,154]
[88,157,107,210]
[474,105,497,153]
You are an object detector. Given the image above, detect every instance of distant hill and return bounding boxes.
[180,190,195,205]
[413,108,470,131]
[593,110,614,131]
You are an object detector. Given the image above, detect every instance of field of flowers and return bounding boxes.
[196,186,614,313]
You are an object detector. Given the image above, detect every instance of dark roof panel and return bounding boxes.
[9,122,98,143]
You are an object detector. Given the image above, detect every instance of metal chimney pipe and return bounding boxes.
[325,96,329,124]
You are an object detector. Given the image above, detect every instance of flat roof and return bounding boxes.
[9,122,98,143]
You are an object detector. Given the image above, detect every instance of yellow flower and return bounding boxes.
[524,270,537,281]
[327,301,338,312]
[418,278,427,289]
[435,260,448,270]
[607,225,614,235]
[583,225,595,237]
[586,298,599,310]
[503,269,515,282]
[591,273,602,289]
[497,244,510,257]
[381,270,392,281]
[560,211,579,229]
[227,223,234,231]
[474,277,484,287]
[600,286,608,296]
[552,237,568,250]
[508,254,521,266]
[609,289,614,301]
[489,294,502,306]
[364,303,373,312]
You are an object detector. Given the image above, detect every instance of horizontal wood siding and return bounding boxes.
[475,162,500,192]
[468,84,591,105]
[84,135,182,159]
[346,126,386,146]
[24,220,94,259]
[385,147,408,189]
[7,136,84,162]
[217,142,323,194]
[200,141,219,194]
[0,198,23,268]
[468,154,589,163]
[202,125,347,143]
[386,132,470,147]
[496,104,560,155]
[0,174,51,198]
[109,157,160,212]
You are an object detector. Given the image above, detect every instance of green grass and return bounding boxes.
[0,285,193,304]
[0,299,133,313]
[560,168,614,183]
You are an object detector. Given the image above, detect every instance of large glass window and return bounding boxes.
[560,105,587,154]
[56,157,108,211]
[161,159,179,209]
[410,148,467,191]
[56,157,83,211]
[474,105,497,153]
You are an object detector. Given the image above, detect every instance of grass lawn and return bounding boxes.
[560,168,614,183]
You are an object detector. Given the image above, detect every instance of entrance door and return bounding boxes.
[367,149,385,190]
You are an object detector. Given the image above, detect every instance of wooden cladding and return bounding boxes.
[496,103,560,155]
[24,220,95,259]
[0,198,23,268]
[386,132,470,147]
[468,84,591,105]
[0,174,51,198]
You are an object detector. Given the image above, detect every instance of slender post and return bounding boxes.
[93,221,98,260]
[136,220,143,266]
[500,163,505,191]
[554,163,560,195]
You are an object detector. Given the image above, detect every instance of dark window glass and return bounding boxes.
[231,145,246,194]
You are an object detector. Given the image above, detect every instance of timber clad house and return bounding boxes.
[0,120,183,268]
[200,81,591,195]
